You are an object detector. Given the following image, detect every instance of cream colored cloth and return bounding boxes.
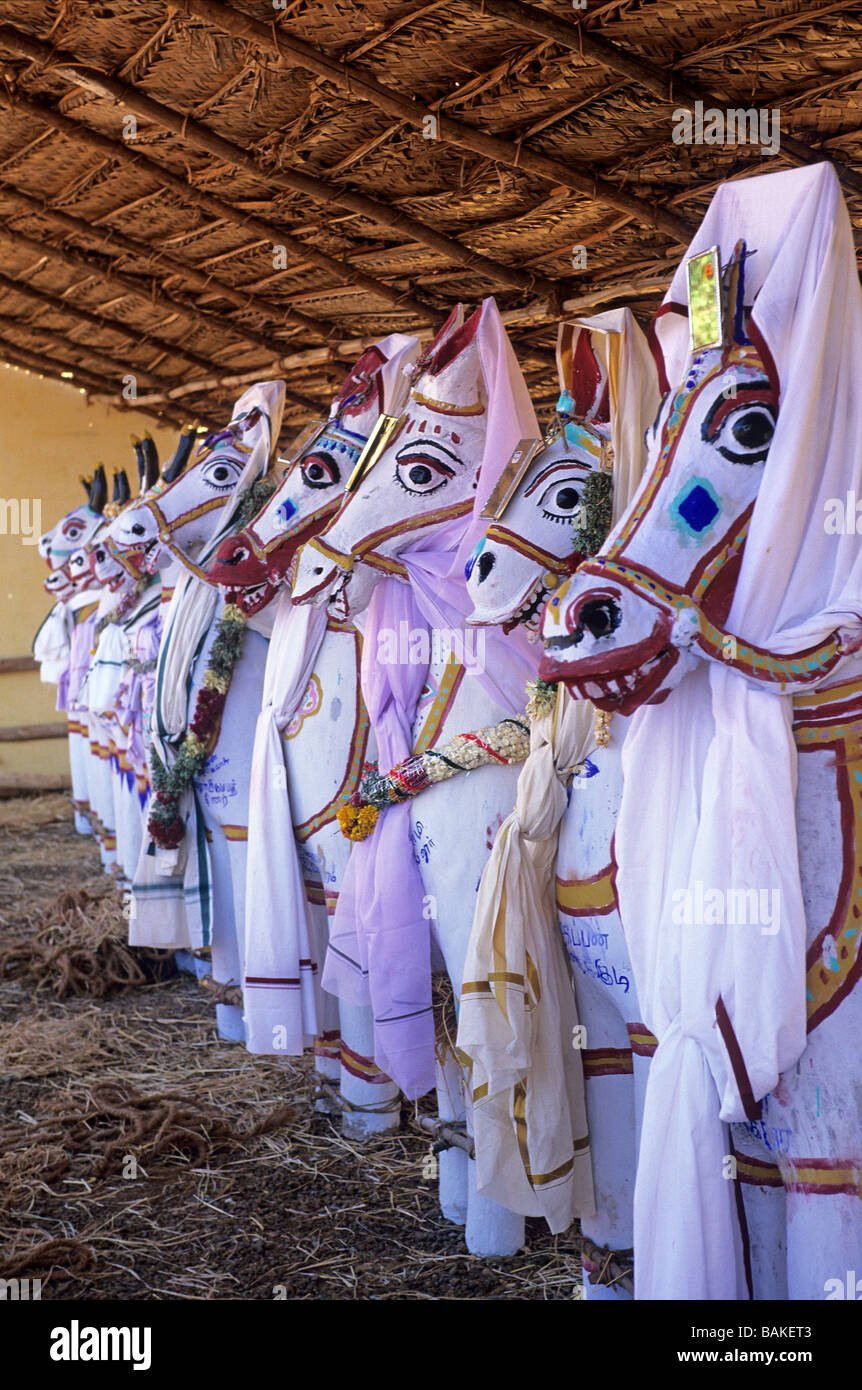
[457,306,658,1232]
[458,688,596,1232]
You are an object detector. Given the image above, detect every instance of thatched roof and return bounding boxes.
[0,0,859,434]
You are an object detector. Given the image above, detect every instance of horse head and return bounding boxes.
[291,304,499,617]
[108,390,279,576]
[540,242,783,713]
[41,466,107,569]
[90,469,140,592]
[209,337,419,617]
[466,322,616,637]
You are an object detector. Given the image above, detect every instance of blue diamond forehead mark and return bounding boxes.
[275,497,298,530]
[670,476,722,538]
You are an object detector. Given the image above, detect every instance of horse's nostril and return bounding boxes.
[477,551,495,583]
[132,523,145,537]
[579,597,622,641]
[313,566,323,576]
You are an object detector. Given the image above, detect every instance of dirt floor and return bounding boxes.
[0,796,584,1301]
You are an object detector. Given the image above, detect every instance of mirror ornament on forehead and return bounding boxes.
[346,412,402,492]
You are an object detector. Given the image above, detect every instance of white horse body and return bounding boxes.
[291,300,539,1252]
[211,339,421,1122]
[109,397,283,1040]
[541,178,862,1297]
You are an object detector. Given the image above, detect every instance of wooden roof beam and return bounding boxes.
[468,0,862,198]
[182,0,693,244]
[0,218,302,365]
[0,308,164,387]
[0,92,433,325]
[0,185,335,342]
[0,333,187,427]
[0,23,552,301]
[0,269,244,377]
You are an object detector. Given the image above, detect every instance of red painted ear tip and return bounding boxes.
[570,330,609,425]
[428,304,481,377]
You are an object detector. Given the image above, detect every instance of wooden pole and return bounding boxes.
[0,275,323,414]
[0,310,163,389]
[0,772,72,797]
[0,183,329,341]
[120,305,560,411]
[0,89,433,322]
[0,221,311,361]
[0,268,236,379]
[466,0,862,198]
[184,0,693,243]
[0,722,70,742]
[0,337,131,404]
[0,182,329,339]
[0,656,38,673]
[0,24,556,299]
[0,341,188,429]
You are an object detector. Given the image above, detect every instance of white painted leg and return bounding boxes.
[787,1189,860,1301]
[338,998,400,1137]
[435,1053,468,1227]
[207,826,245,1044]
[465,1156,525,1257]
[68,724,92,836]
[312,988,342,1113]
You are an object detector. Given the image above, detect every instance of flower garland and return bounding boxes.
[148,601,248,850]
[337,718,531,841]
[525,677,557,722]
[232,475,278,531]
[125,655,157,675]
[93,573,155,641]
[572,471,614,558]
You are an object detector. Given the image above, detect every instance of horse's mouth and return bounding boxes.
[329,571,352,621]
[234,579,277,616]
[502,578,551,640]
[540,640,677,714]
[136,537,159,572]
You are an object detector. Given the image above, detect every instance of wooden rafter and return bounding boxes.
[180,0,694,243]
[0,22,562,300]
[0,88,430,323]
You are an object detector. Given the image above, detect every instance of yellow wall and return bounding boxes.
[0,362,177,779]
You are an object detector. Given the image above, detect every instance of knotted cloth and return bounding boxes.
[614,164,862,1299]
[457,308,658,1230]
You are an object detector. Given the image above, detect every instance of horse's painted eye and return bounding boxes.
[394,452,454,495]
[201,458,243,490]
[538,479,583,524]
[300,453,340,489]
[712,404,775,465]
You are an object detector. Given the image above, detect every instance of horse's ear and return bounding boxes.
[90,465,108,514]
[80,473,92,499]
[115,470,131,506]
[162,422,198,483]
[722,239,750,348]
[142,434,160,491]
[130,434,145,490]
